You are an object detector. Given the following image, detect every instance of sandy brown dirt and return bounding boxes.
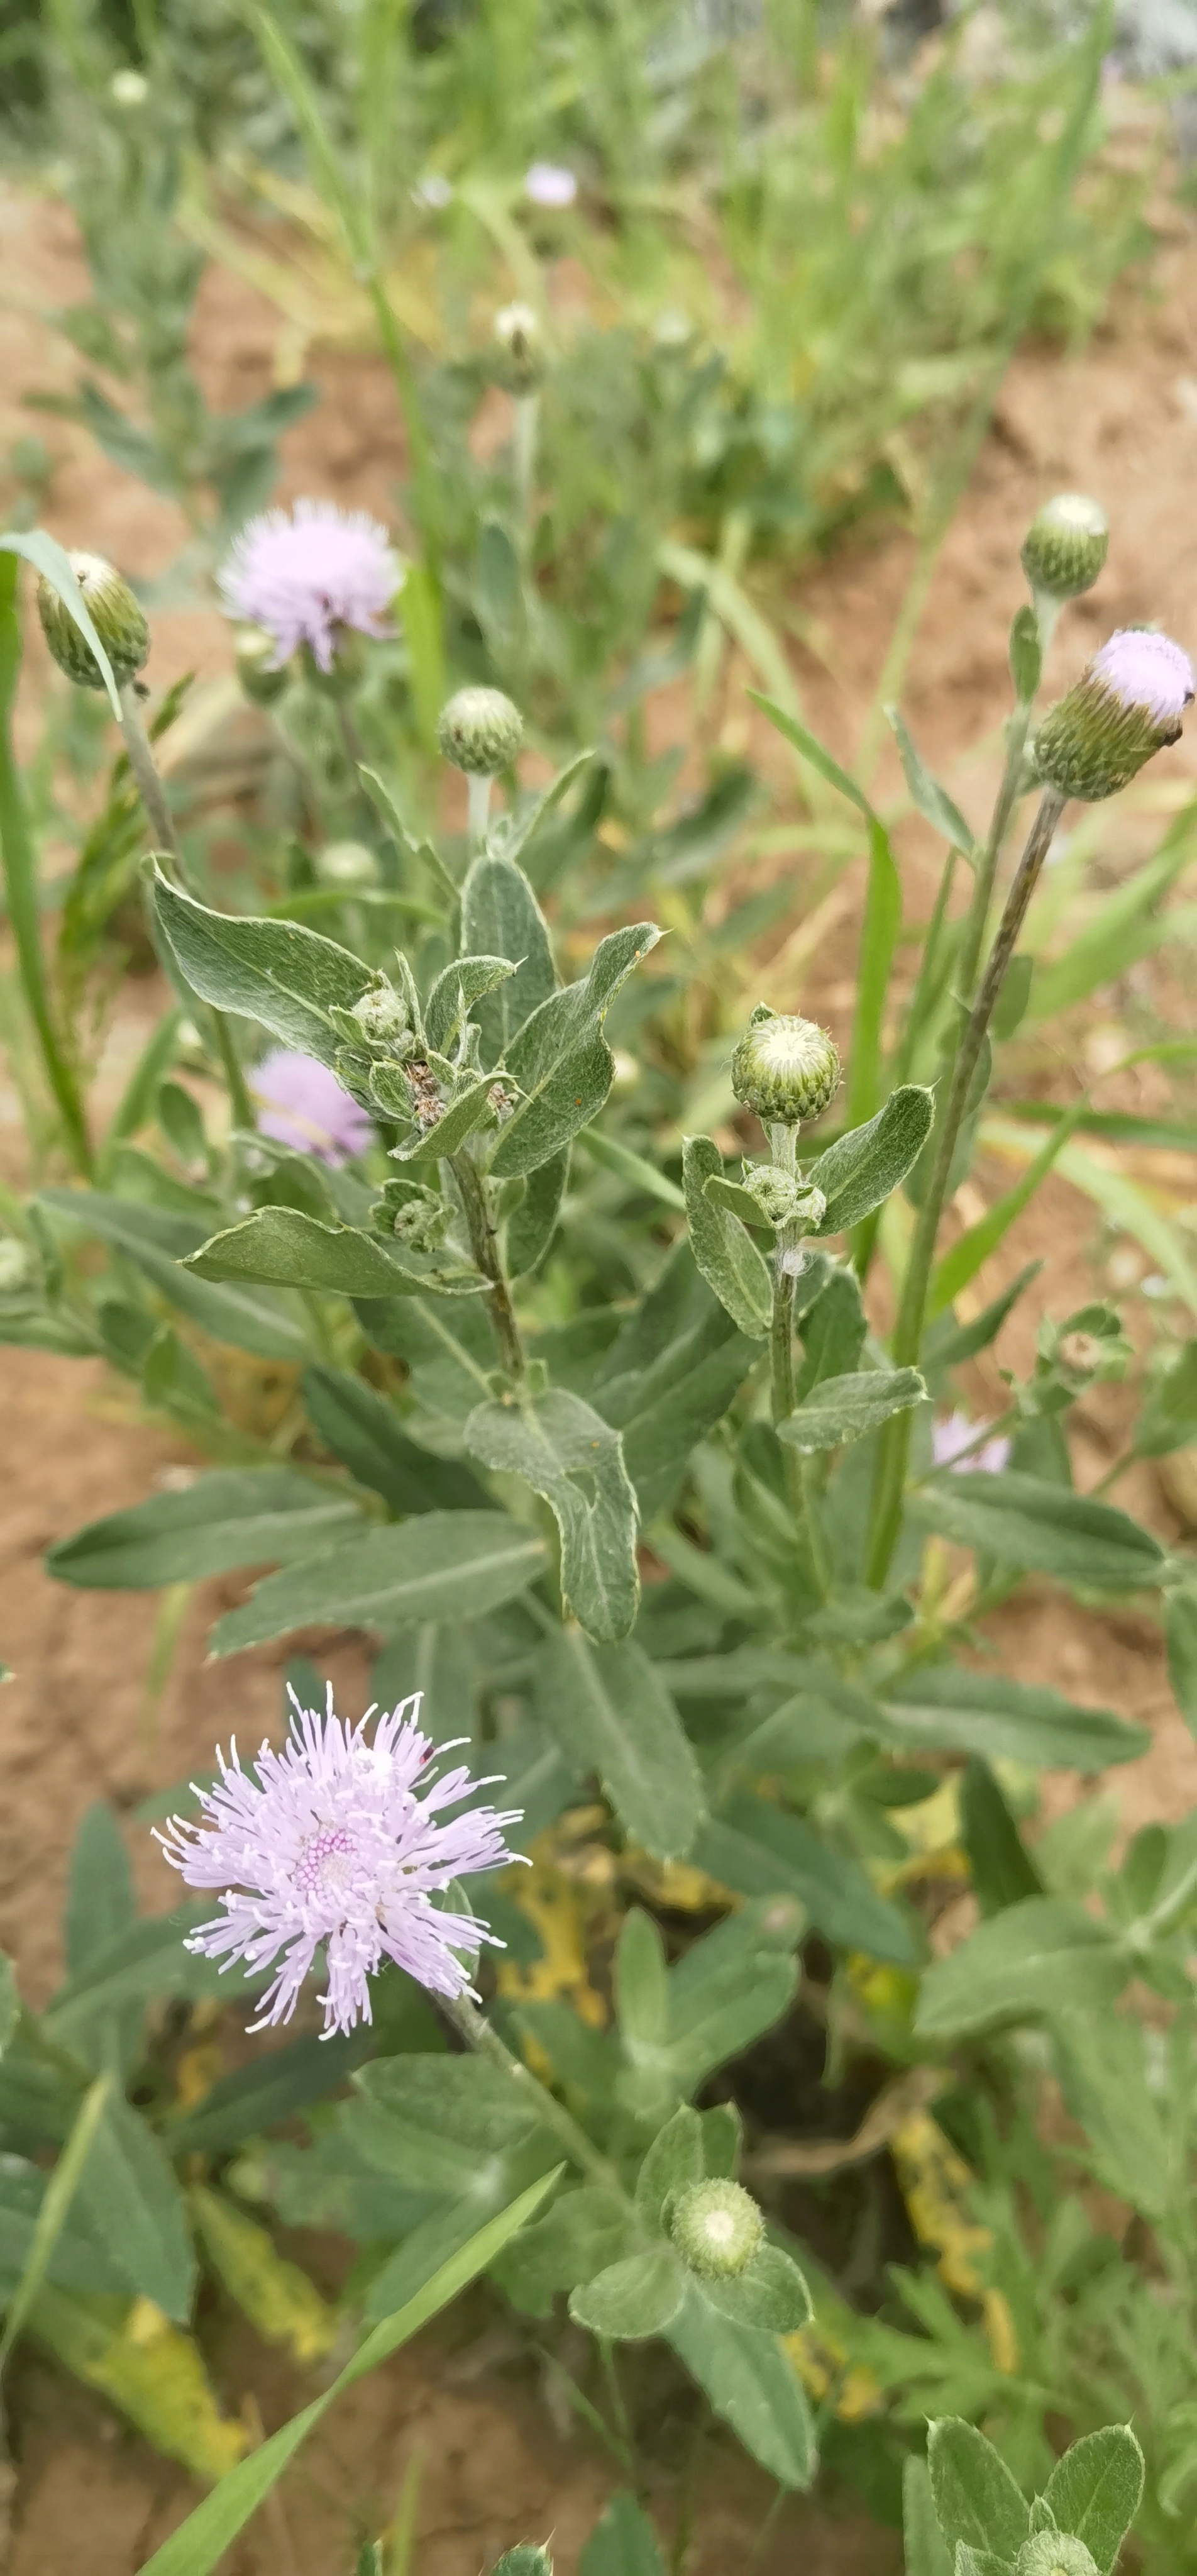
[4,160,1197,2574]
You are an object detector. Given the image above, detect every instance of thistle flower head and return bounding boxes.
[932,1410,1011,1476]
[670,2179,764,2279]
[1020,492,1108,602]
[437,686,524,775]
[1034,628,1194,801]
[37,551,149,692]
[1089,628,1194,725]
[251,1047,373,1165]
[731,1008,841,1126]
[218,501,402,675]
[156,1688,522,2036]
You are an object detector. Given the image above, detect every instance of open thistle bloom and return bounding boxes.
[251,1047,373,1166]
[157,1689,522,2036]
[218,500,402,674]
[1033,627,1194,801]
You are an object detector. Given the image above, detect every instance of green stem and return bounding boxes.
[451,1146,526,1383]
[444,1992,619,2191]
[865,787,1065,1585]
[466,772,492,855]
[118,684,255,1133]
[767,1122,825,1599]
[365,273,439,584]
[0,559,92,1174]
[512,392,539,559]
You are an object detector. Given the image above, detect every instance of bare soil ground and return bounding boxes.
[4,165,1197,2573]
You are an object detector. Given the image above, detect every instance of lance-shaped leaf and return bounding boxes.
[460,850,557,1057]
[699,2245,812,2335]
[185,1207,478,1297]
[881,1667,1149,1772]
[39,1189,307,1361]
[778,1366,926,1453]
[911,1470,1166,1592]
[489,922,659,1179]
[536,1630,705,1860]
[683,1137,771,1340]
[465,1389,639,1643]
[1042,2426,1145,2570]
[885,707,976,857]
[667,2285,815,2490]
[301,1367,483,1513]
[914,1897,1127,2038]
[74,2091,196,2322]
[152,869,373,1068]
[506,1148,570,1277]
[570,2245,685,2340]
[210,1511,546,1657]
[927,2419,1030,2563]
[600,1298,756,1522]
[47,1470,363,1590]
[424,955,517,1056]
[694,1794,915,1963]
[806,1086,934,1236]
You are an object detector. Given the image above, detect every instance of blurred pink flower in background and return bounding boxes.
[932,1410,1012,1475]
[218,499,402,672]
[251,1048,373,1166]
[524,162,577,208]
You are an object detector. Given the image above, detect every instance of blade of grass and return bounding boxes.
[929,1094,1090,1314]
[0,554,92,1174]
[0,2072,110,2376]
[981,1116,1197,1315]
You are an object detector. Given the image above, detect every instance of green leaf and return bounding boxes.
[1051,2015,1169,2221]
[806,1087,934,1236]
[465,1389,639,1642]
[355,1293,496,1423]
[682,1137,771,1340]
[65,1804,135,1975]
[927,2418,1030,2562]
[460,852,557,1058]
[847,817,902,1130]
[885,707,975,857]
[0,2076,113,2364]
[911,1470,1166,1593]
[667,2285,815,2489]
[914,1898,1127,2039]
[575,1128,686,1213]
[40,1189,309,1361]
[47,1470,363,1590]
[634,2106,703,2231]
[424,953,518,1056]
[75,2090,196,2323]
[492,2185,634,2311]
[615,1911,670,2063]
[960,1762,1044,1915]
[1,529,121,715]
[700,2245,812,2335]
[778,1366,926,1453]
[903,2457,954,2576]
[210,1511,546,1657]
[168,2033,373,2156]
[1009,604,1042,702]
[136,2170,560,2576]
[1135,1340,1197,1457]
[490,923,660,1179]
[745,694,873,819]
[43,1907,242,2047]
[301,1368,482,1513]
[152,869,373,1068]
[579,2494,666,2576]
[570,2245,685,2340]
[506,1148,571,1277]
[349,2057,549,2196]
[186,1206,477,1297]
[1166,1589,1197,1735]
[881,1668,1149,1773]
[694,1795,915,1963]
[663,1908,799,2092]
[535,1630,705,1861]
[1042,2426,1145,2571]
[601,1299,755,1523]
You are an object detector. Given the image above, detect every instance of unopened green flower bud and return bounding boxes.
[437,686,524,776]
[0,1236,32,1291]
[234,623,290,706]
[317,840,378,890]
[731,1008,840,1126]
[1032,628,1193,802]
[670,2180,764,2280]
[37,551,149,691]
[494,301,545,394]
[351,985,412,1048]
[1020,493,1108,602]
[1014,2534,1100,2576]
[110,68,149,109]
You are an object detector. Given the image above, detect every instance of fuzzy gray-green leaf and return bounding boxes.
[683,1137,772,1340]
[778,1365,926,1453]
[152,870,372,1067]
[465,1389,639,1641]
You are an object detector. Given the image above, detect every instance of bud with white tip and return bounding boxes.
[437,686,524,777]
[1020,493,1108,602]
[38,552,149,692]
[494,302,544,394]
[731,1007,841,1127]
[670,2179,764,2280]
[234,623,290,706]
[1032,627,1194,802]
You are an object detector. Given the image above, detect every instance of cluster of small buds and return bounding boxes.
[1033,628,1194,801]
[1020,492,1108,602]
[376,1179,452,1252]
[731,1007,841,1127]
[437,686,524,777]
[742,1164,827,1231]
[350,985,416,1052]
[37,551,149,692]
[670,2179,764,2279]
[493,302,545,394]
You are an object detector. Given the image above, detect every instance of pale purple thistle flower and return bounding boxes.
[157,1689,522,2038]
[218,500,402,674]
[524,162,577,208]
[932,1409,1011,1476]
[1091,629,1194,724]
[251,1048,373,1167]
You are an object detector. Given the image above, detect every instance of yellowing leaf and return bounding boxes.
[189,2185,339,2363]
[890,2111,990,2299]
[30,2287,248,2482]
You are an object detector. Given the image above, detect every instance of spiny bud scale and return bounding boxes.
[1020,493,1108,602]
[731,1008,840,1126]
[37,552,149,691]
[437,686,524,776]
[670,2179,764,2279]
